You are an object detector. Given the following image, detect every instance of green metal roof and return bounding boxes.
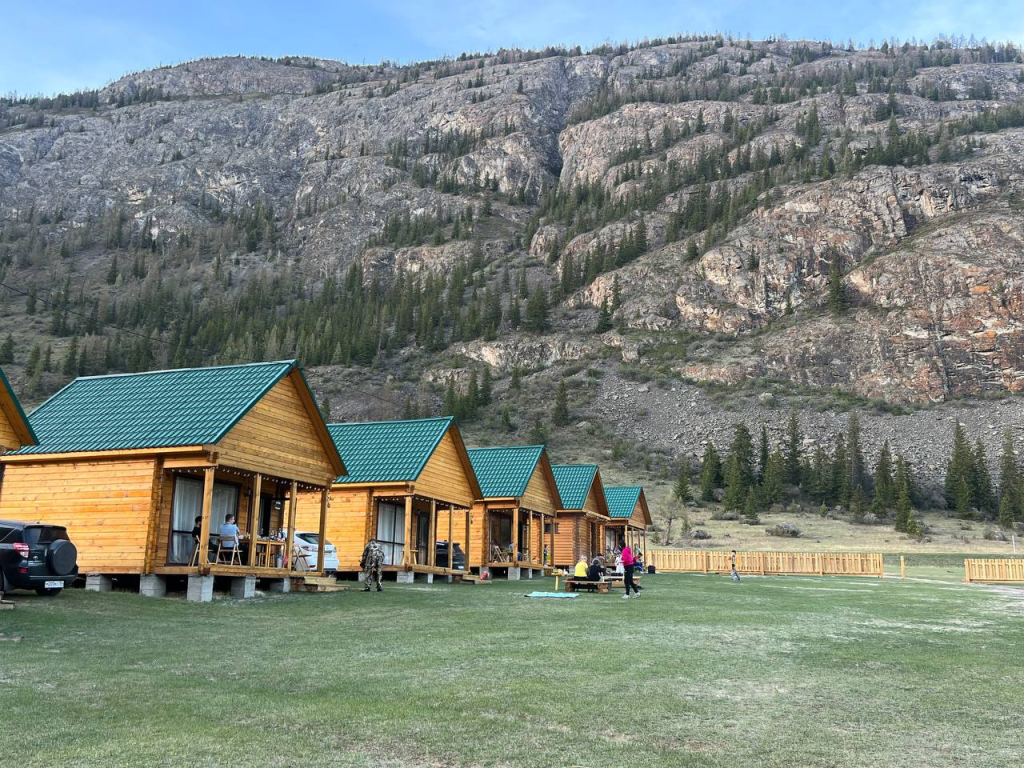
[605,486,643,519]
[0,365,37,445]
[551,464,599,510]
[467,445,545,498]
[328,417,453,484]
[13,360,297,455]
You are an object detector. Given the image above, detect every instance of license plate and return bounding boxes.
[44,580,64,589]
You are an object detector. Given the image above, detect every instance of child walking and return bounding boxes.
[730,550,741,582]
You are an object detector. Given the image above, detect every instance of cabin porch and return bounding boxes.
[371,493,473,582]
[149,462,331,600]
[480,505,554,579]
[604,522,647,564]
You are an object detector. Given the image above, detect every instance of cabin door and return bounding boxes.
[415,512,430,566]
[258,495,275,537]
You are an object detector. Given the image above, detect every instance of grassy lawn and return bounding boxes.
[2,574,1022,767]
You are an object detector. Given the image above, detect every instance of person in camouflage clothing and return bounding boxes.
[360,539,384,592]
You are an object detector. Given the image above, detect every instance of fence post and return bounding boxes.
[963,559,971,583]
[703,550,708,574]
[759,552,765,576]
[900,556,906,580]
[818,553,824,576]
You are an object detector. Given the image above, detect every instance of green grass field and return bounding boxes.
[2,573,1021,767]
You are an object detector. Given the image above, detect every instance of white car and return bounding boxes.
[293,532,340,573]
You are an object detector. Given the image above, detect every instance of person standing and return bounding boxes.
[360,539,385,592]
[621,540,641,599]
[730,550,741,582]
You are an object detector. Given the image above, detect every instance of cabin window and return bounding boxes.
[168,476,241,564]
[375,501,406,566]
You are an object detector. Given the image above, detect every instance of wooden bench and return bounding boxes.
[566,579,610,594]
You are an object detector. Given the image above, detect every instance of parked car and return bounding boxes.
[293,531,339,573]
[434,540,465,570]
[0,520,78,596]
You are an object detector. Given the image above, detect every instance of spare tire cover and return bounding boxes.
[49,539,78,576]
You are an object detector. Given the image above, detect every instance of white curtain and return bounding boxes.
[212,484,240,540]
[376,502,405,566]
[170,477,203,563]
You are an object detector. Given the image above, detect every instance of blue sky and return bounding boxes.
[3,0,1021,96]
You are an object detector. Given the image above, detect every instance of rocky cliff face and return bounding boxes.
[2,38,1024,410]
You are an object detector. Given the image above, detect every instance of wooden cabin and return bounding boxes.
[465,445,561,579]
[296,417,481,583]
[603,486,652,564]
[550,464,611,569]
[0,365,35,455]
[0,360,344,601]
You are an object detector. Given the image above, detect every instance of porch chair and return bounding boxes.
[490,544,509,563]
[215,537,242,566]
[189,540,202,567]
[292,546,312,572]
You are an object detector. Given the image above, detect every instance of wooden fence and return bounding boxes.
[649,549,884,578]
[964,558,1024,583]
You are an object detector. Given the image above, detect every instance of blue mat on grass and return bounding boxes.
[525,591,578,599]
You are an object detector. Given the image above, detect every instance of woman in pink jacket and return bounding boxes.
[620,540,642,599]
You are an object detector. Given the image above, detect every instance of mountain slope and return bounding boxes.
[2,36,1024,424]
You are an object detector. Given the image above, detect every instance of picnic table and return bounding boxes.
[565,578,623,594]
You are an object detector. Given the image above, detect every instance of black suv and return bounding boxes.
[434,540,466,570]
[0,520,78,596]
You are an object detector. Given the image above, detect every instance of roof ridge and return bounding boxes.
[467,444,545,453]
[328,416,453,428]
[65,359,296,382]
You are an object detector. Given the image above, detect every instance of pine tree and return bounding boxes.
[62,335,79,376]
[528,418,547,445]
[443,378,458,416]
[25,287,36,315]
[595,297,612,333]
[828,253,846,315]
[500,407,514,433]
[0,333,13,364]
[507,296,521,329]
[873,440,895,509]
[465,370,479,420]
[742,487,760,523]
[524,284,549,332]
[699,443,722,501]
[784,409,802,485]
[955,474,973,518]
[510,364,521,390]
[673,461,692,503]
[552,379,570,427]
[723,424,755,511]
[944,422,974,510]
[972,438,996,517]
[761,451,785,507]
[478,367,492,407]
[997,428,1020,526]
[758,424,770,482]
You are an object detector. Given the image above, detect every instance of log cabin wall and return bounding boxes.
[0,456,159,573]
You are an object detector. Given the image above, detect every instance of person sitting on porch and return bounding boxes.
[574,556,588,579]
[191,516,202,542]
[586,557,606,582]
[219,514,240,548]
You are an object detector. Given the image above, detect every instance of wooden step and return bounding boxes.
[457,574,492,585]
[300,575,340,587]
[0,599,14,611]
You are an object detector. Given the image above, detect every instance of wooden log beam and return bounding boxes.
[428,498,437,567]
[198,467,215,567]
[248,473,262,568]
[448,504,454,570]
[317,487,329,575]
[286,480,298,572]
[403,495,414,567]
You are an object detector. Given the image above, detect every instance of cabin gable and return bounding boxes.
[413,429,476,508]
[521,464,557,516]
[216,373,338,485]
